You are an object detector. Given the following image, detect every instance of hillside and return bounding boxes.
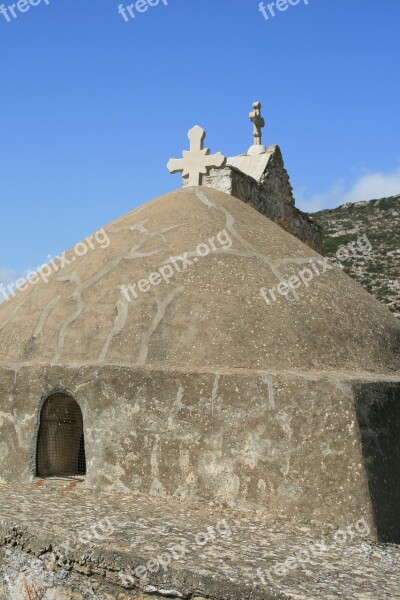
[312,195,400,319]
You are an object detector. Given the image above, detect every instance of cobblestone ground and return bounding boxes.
[0,481,400,599]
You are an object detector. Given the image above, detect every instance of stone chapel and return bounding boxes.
[0,102,399,555]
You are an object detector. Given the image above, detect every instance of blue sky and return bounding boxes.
[1,0,399,282]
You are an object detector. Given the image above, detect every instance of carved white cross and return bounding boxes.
[249,101,265,146]
[167,125,226,187]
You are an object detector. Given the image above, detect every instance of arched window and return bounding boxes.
[36,393,86,478]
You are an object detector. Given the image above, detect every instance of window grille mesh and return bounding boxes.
[36,393,86,478]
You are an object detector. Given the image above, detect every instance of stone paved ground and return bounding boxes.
[1,482,400,599]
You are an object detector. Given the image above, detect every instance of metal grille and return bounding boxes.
[36,393,86,478]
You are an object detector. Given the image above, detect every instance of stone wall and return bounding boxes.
[0,546,179,600]
[0,363,383,535]
[184,145,323,253]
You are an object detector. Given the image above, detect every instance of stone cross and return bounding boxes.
[249,102,265,146]
[167,125,226,187]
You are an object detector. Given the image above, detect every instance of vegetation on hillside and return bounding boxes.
[312,195,400,318]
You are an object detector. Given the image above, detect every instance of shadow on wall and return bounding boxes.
[354,382,400,543]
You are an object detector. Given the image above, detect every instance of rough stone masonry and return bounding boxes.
[0,186,399,540]
[170,105,322,252]
[0,110,399,599]
[201,145,322,252]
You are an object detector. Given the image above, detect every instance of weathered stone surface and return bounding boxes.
[249,101,265,147]
[167,125,226,187]
[0,187,396,372]
[2,363,399,533]
[186,146,322,252]
[1,483,400,599]
[0,186,399,539]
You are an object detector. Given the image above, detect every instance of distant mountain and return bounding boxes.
[311,195,400,319]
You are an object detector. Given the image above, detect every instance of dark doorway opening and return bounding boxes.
[36,393,86,478]
[354,382,400,543]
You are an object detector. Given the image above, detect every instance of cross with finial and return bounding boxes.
[167,125,226,187]
[249,101,265,146]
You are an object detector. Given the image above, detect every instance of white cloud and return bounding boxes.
[296,181,346,213]
[341,168,400,204]
[296,166,400,213]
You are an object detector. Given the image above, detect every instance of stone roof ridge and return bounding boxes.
[226,143,278,183]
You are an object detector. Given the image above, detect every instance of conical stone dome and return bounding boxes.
[1,186,400,540]
[0,186,398,374]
